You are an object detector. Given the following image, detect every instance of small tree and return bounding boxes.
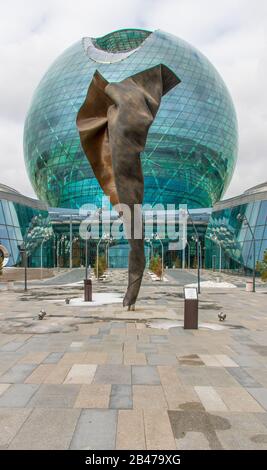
[94,255,107,278]
[256,251,267,281]
[149,255,162,278]
[0,256,3,276]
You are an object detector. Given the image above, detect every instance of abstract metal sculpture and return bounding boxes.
[77,64,180,308]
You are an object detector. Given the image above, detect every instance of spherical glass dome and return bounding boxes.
[24,28,238,209]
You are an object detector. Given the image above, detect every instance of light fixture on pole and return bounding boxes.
[145,238,152,267]
[213,235,222,272]
[18,242,27,292]
[187,210,201,294]
[237,213,256,292]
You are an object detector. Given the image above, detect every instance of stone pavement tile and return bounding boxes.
[215,412,267,450]
[0,341,25,352]
[205,368,240,387]
[110,328,126,337]
[58,352,88,365]
[106,353,123,365]
[158,366,202,410]
[133,385,168,409]
[194,386,228,412]
[27,384,80,408]
[255,412,267,429]
[43,352,64,364]
[150,335,169,344]
[142,328,167,336]
[230,354,264,368]
[8,408,80,450]
[136,344,158,354]
[147,353,178,365]
[0,408,32,447]
[198,354,222,367]
[0,364,37,384]
[116,410,146,449]
[0,383,10,396]
[123,343,137,355]
[227,367,262,387]
[250,345,267,356]
[64,364,97,384]
[177,366,211,386]
[18,352,49,364]
[74,384,111,408]
[77,326,99,335]
[215,386,264,412]
[0,362,17,377]
[244,368,267,388]
[110,385,132,409]
[102,343,123,353]
[25,364,55,384]
[85,352,107,364]
[70,409,117,450]
[175,431,211,450]
[168,410,229,450]
[43,364,71,384]
[215,355,239,367]
[144,409,176,449]
[247,388,267,410]
[0,384,39,407]
[93,365,131,385]
[124,353,146,365]
[0,334,18,348]
[132,366,160,385]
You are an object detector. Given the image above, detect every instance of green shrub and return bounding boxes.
[94,255,107,278]
[256,251,267,282]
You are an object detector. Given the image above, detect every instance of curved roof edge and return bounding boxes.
[0,184,48,211]
[213,182,267,211]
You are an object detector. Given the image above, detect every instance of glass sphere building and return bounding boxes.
[24,29,238,210]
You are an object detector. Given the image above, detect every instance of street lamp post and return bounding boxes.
[213,235,222,272]
[40,239,46,280]
[57,235,66,270]
[69,215,73,269]
[18,243,27,291]
[96,238,102,280]
[237,213,256,292]
[187,210,201,294]
[145,238,152,267]
[85,235,90,280]
[187,241,190,268]
[52,233,56,268]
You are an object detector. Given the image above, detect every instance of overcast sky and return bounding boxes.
[0,0,266,200]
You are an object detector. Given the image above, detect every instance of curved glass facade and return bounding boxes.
[24,28,238,210]
[206,185,267,271]
[0,186,51,267]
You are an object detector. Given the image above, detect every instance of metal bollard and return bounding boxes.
[84,279,92,302]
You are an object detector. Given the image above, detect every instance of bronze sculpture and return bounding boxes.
[77,64,180,309]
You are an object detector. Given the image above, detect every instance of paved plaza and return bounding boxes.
[0,269,267,450]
